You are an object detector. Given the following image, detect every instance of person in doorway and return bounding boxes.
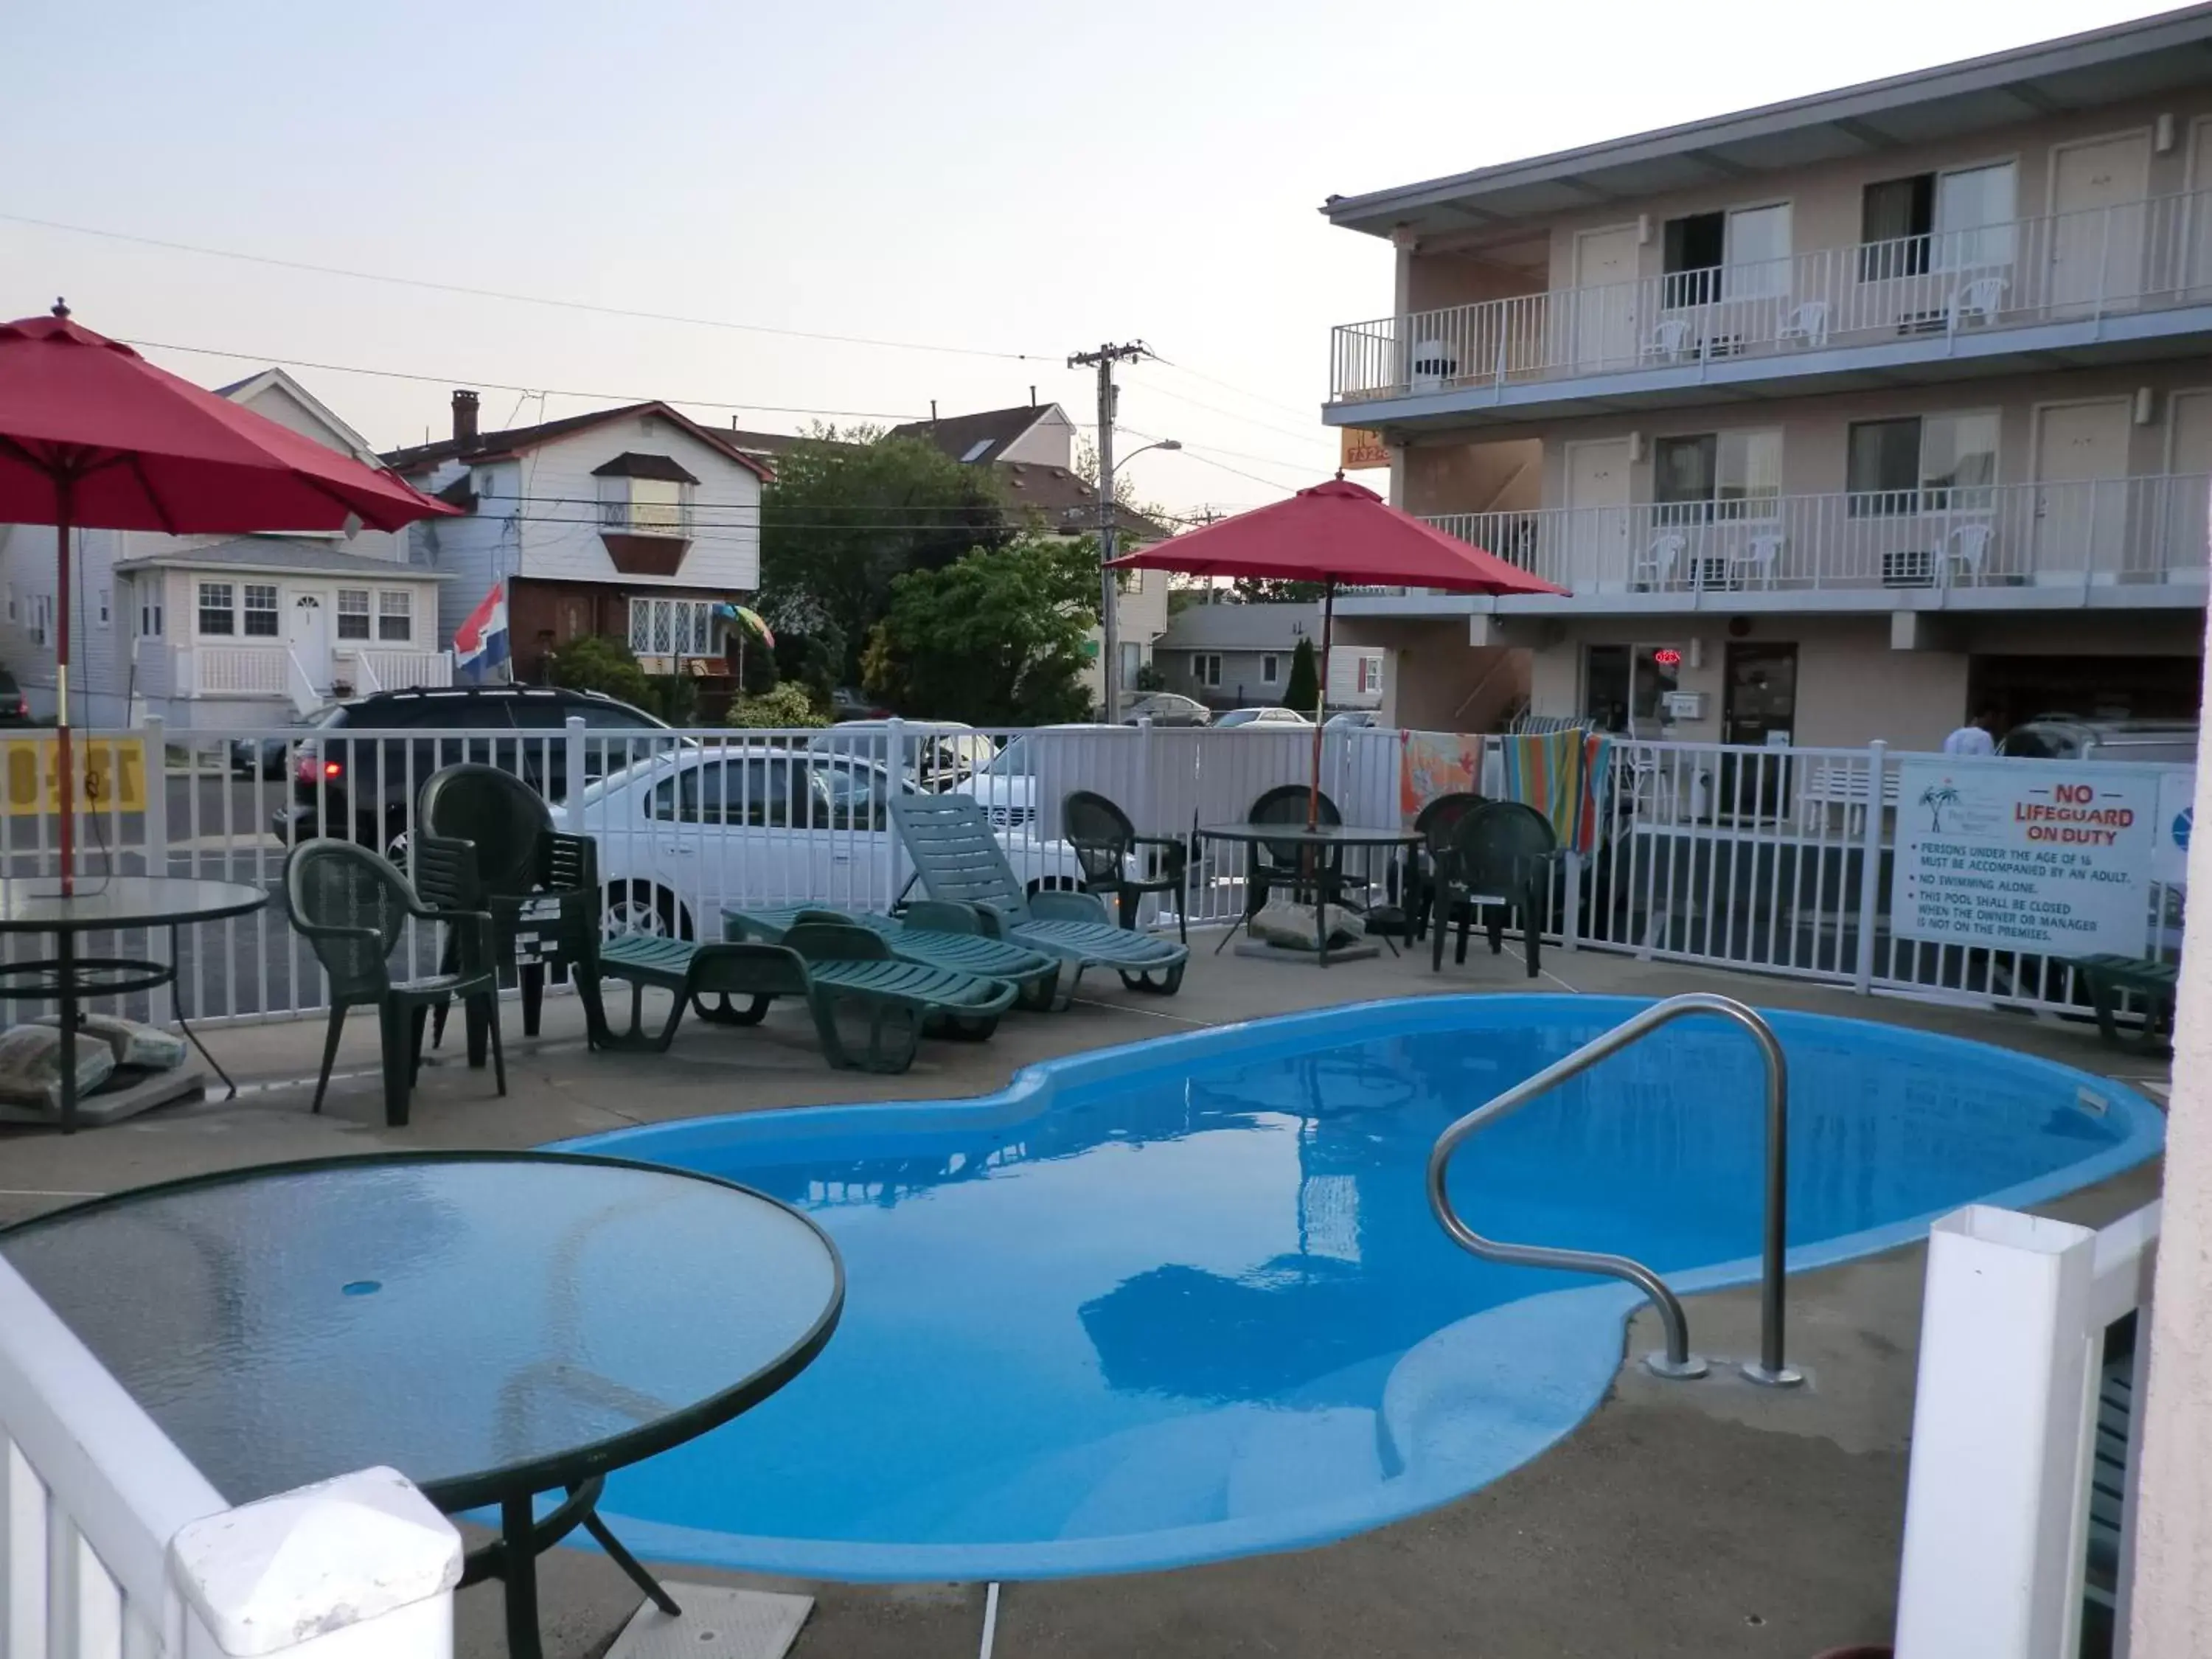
[1942,704,2003,757]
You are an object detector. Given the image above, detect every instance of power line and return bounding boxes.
[125,337,922,420]
[4,210,1059,362]
[1147,352,1320,422]
[1130,380,1333,449]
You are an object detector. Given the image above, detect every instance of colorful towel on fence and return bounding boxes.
[1398,731,1486,821]
[1500,729,1613,854]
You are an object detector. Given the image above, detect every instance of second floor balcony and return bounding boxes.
[1329,191,2212,418]
[1340,473,2210,616]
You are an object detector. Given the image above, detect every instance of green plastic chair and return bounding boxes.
[1430,801,1559,978]
[1062,790,1189,945]
[285,838,505,1127]
[417,762,605,1045]
[594,921,1018,1072]
[1406,791,1486,942]
[890,794,1188,995]
[724,904,1064,1011]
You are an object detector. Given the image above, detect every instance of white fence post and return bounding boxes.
[562,716,586,824]
[170,1468,461,1658]
[143,716,174,1028]
[1894,1206,2101,1659]
[1853,739,1887,995]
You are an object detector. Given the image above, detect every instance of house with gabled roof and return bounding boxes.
[383,391,772,693]
[0,366,448,728]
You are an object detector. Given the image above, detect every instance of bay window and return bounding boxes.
[594,453,697,538]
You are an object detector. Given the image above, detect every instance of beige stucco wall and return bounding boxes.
[1336,617,1528,732]
[1408,358,2212,520]
[1510,609,2204,750]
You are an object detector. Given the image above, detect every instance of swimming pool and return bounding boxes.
[557,995,2160,1582]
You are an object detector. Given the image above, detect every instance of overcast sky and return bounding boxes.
[0,0,2173,515]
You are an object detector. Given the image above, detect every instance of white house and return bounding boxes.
[0,367,447,729]
[383,393,771,692]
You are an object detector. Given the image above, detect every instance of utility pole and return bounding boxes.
[1068,340,1148,720]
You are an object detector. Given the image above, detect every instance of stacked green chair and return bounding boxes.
[285,838,505,1127]
[417,762,606,1046]
[724,905,1064,1011]
[1430,801,1560,978]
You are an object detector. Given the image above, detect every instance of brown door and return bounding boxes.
[556,595,592,643]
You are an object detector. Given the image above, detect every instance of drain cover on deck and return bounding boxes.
[606,1585,813,1659]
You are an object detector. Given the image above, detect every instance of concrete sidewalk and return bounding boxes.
[0,937,2166,1658]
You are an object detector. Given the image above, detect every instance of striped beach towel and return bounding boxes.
[1500,728,1613,853]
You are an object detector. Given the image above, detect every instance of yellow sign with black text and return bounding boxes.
[1339,428,1391,470]
[0,737,149,816]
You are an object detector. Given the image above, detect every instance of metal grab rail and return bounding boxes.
[1425,992,1803,1387]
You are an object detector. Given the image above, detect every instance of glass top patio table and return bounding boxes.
[0,1151,844,1510]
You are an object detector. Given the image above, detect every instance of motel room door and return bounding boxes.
[1720,642,1798,819]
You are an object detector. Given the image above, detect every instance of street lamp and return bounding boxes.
[1100,437,1181,720]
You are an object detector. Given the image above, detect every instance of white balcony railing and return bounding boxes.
[1332,188,2212,402]
[1416,473,2210,599]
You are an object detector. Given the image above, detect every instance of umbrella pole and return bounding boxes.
[55,473,74,895]
[1307,580,1333,830]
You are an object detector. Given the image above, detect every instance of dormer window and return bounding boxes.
[592,453,698,538]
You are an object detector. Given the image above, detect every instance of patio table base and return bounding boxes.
[460,1474,681,1659]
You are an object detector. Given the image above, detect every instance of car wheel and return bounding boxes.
[605,880,692,940]
[384,830,410,870]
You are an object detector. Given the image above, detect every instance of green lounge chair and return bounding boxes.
[723,903,1065,1011]
[889,794,1189,996]
[594,920,1018,1074]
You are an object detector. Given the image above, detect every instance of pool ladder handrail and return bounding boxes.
[1425,992,1803,1388]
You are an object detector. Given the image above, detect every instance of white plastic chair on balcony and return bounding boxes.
[1939,521,1995,585]
[1635,532,1686,591]
[1947,276,2006,331]
[1776,299,1830,349]
[1732,530,1786,589]
[1409,339,1457,392]
[1642,318,1697,363]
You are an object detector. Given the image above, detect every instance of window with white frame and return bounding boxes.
[1355,653,1383,695]
[27,595,50,647]
[198,582,234,636]
[243,584,279,637]
[378,591,411,641]
[1194,652,1222,688]
[627,597,716,658]
[337,588,371,639]
[1262,653,1280,684]
[139,590,163,639]
[97,587,109,628]
[597,469,692,538]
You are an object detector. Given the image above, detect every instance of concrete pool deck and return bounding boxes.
[0,937,2166,1658]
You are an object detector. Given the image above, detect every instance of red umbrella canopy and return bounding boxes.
[1105,476,1564,594]
[0,307,455,534]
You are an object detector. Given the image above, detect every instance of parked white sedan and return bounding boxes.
[562,743,1096,938]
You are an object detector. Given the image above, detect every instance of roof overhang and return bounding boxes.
[1324,5,2212,241]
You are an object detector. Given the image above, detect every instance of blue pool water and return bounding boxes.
[557,995,2160,1581]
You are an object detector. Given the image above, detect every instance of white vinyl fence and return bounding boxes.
[0,720,2182,1031]
[1,1252,459,1658]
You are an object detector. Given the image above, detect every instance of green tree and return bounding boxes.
[862,535,1098,725]
[1234,577,1330,603]
[1283,636,1321,714]
[546,634,650,709]
[759,428,1009,685]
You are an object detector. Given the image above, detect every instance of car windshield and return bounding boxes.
[983,736,1034,778]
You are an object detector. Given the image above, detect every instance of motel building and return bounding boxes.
[1321,10,2212,753]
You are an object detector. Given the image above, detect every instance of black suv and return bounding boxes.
[276,685,669,849]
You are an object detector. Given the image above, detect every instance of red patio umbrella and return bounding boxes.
[1107,476,1565,824]
[0,302,456,889]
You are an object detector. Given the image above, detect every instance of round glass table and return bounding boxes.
[0,1151,845,1659]
[1196,822,1423,964]
[0,876,268,1132]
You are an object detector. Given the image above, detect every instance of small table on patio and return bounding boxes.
[0,875,268,1133]
[1197,821,1424,966]
[0,1152,844,1659]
